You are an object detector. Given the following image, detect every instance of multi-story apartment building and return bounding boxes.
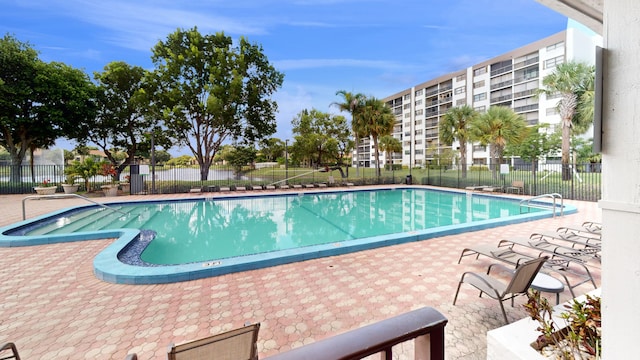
[360,25,601,169]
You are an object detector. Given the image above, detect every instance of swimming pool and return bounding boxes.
[0,187,575,284]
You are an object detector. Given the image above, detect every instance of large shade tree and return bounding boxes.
[358,97,395,177]
[0,34,96,181]
[88,61,161,180]
[439,105,478,178]
[332,90,365,175]
[150,27,284,180]
[258,138,285,162]
[291,109,349,166]
[538,61,595,180]
[470,106,528,179]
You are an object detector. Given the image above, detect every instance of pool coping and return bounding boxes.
[0,187,577,284]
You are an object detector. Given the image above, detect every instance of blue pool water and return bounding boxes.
[0,187,575,284]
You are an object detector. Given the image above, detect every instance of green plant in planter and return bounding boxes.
[524,289,601,359]
[66,158,101,192]
[561,294,601,357]
[64,173,79,185]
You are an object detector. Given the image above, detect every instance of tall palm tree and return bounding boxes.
[538,61,595,180]
[379,135,402,171]
[332,90,365,176]
[439,105,478,178]
[470,106,528,179]
[359,97,395,177]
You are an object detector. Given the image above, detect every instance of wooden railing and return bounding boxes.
[263,307,448,360]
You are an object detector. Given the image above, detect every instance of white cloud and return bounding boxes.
[26,0,268,52]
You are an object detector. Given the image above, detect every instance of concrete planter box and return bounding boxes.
[34,187,56,195]
[61,184,79,194]
[101,185,118,197]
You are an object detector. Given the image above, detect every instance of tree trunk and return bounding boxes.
[355,134,360,176]
[460,142,467,179]
[373,136,381,177]
[561,122,572,181]
[9,149,25,183]
[199,162,211,181]
[491,145,499,180]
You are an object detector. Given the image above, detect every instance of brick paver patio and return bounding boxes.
[0,186,601,359]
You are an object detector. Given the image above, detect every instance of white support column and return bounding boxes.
[599,0,640,357]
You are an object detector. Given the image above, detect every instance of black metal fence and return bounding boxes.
[0,162,601,202]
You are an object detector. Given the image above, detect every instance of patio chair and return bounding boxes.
[0,342,20,360]
[453,256,548,323]
[167,322,260,360]
[505,180,524,194]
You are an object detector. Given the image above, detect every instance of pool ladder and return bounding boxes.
[22,193,127,220]
[519,193,563,218]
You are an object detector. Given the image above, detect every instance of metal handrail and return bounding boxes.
[263,307,447,360]
[22,193,126,220]
[519,193,564,218]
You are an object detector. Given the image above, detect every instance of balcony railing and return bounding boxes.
[513,89,537,99]
[514,57,539,69]
[490,94,513,103]
[490,80,513,90]
[514,104,539,112]
[263,307,447,360]
[490,65,513,77]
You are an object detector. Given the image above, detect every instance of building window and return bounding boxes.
[415,99,422,106]
[473,80,485,88]
[456,74,466,81]
[456,99,466,106]
[546,42,565,51]
[546,91,562,100]
[403,103,411,109]
[404,94,411,101]
[415,109,423,115]
[474,67,487,76]
[454,86,465,94]
[404,113,411,118]
[474,105,486,112]
[544,55,564,69]
[473,93,487,102]
[546,107,558,116]
[415,89,423,97]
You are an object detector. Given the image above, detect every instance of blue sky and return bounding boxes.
[2,0,567,155]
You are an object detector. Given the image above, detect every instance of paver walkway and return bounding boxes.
[0,187,601,359]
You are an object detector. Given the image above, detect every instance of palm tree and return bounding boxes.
[439,105,478,178]
[470,106,528,179]
[359,97,395,177]
[332,90,365,176]
[379,135,402,171]
[538,61,595,180]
